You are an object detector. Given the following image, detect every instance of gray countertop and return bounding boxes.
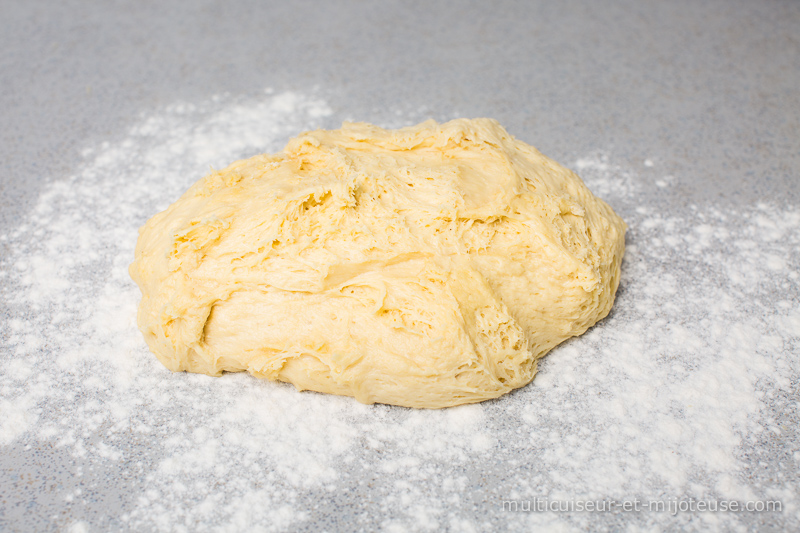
[1,1,799,531]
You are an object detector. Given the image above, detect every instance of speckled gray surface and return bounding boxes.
[1,1,799,532]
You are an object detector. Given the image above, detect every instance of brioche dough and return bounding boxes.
[130,118,626,408]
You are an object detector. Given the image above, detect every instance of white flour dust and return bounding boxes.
[1,91,799,532]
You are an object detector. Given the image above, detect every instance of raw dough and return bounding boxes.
[130,119,626,408]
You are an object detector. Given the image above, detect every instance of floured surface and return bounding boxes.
[130,118,625,408]
[1,91,798,532]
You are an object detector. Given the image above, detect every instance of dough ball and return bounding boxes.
[130,118,626,408]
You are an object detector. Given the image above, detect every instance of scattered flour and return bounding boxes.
[0,90,798,532]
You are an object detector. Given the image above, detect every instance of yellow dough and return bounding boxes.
[130,119,626,408]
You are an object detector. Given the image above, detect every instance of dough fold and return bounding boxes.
[130,118,626,408]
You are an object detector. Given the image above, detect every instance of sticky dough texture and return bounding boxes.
[130,119,626,408]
